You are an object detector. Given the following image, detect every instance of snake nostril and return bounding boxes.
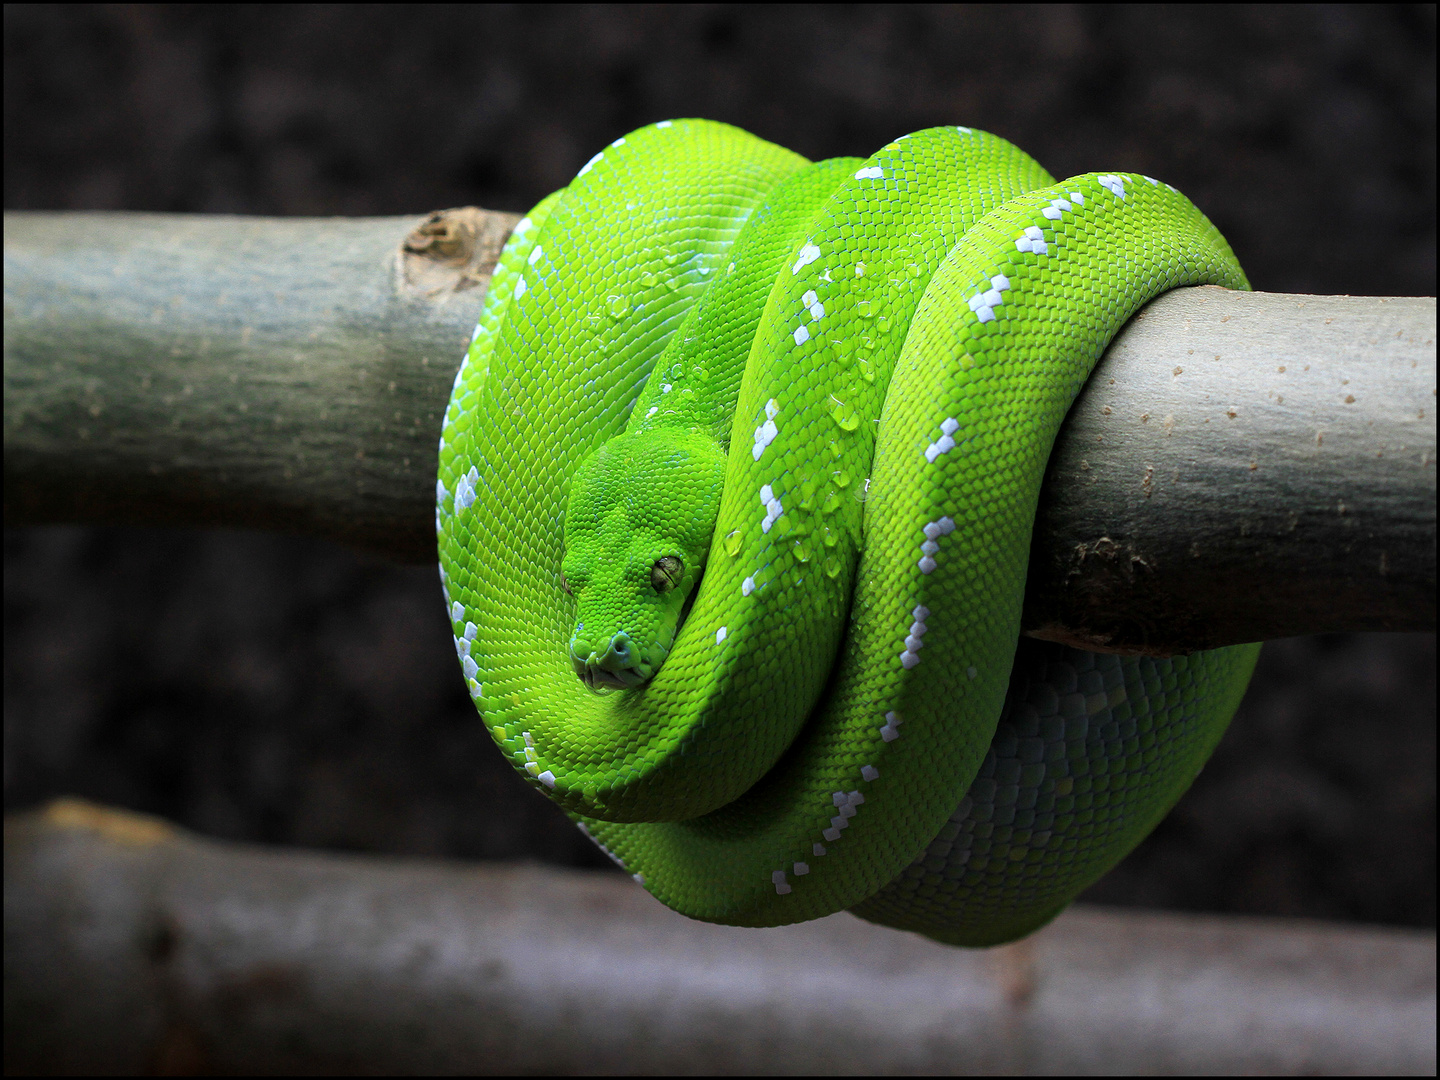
[610,632,631,661]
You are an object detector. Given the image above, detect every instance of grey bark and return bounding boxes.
[4,210,1435,653]
[5,800,1434,1076]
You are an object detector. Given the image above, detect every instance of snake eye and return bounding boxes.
[650,556,683,593]
[561,574,572,595]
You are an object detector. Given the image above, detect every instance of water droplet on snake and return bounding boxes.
[607,295,628,318]
[799,477,818,509]
[829,396,860,432]
[724,529,742,557]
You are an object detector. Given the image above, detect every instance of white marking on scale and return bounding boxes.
[861,765,879,782]
[537,770,556,789]
[462,655,479,680]
[772,870,791,895]
[792,243,821,275]
[1014,225,1048,255]
[656,120,672,128]
[611,136,627,147]
[576,151,604,177]
[813,843,827,856]
[514,276,527,298]
[752,419,778,459]
[794,862,809,876]
[901,601,931,663]
[742,575,756,597]
[464,622,478,641]
[752,399,780,461]
[793,324,810,346]
[759,484,783,533]
[528,245,544,265]
[455,466,479,511]
[821,790,866,842]
[966,273,1011,324]
[1097,174,1127,199]
[645,406,659,419]
[854,166,885,180]
[1041,197,1073,221]
[715,626,728,644]
[924,417,962,462]
[450,601,464,622]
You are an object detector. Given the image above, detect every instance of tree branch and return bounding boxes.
[4,210,1435,653]
[5,800,1434,1075]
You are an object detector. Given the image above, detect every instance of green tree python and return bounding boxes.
[437,119,1260,946]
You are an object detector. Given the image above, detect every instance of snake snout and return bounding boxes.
[570,630,652,691]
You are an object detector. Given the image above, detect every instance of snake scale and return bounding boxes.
[437,119,1260,946]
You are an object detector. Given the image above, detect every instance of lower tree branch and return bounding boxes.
[5,800,1434,1075]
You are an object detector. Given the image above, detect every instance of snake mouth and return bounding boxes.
[577,663,648,692]
[570,626,666,692]
[572,653,653,692]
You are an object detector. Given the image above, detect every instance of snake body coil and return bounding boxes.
[438,120,1259,946]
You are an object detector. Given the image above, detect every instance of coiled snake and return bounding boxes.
[437,120,1259,946]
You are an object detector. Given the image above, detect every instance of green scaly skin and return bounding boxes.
[437,120,1261,946]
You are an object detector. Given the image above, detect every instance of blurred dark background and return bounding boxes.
[4,4,1435,928]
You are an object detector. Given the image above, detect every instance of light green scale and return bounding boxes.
[438,119,1259,946]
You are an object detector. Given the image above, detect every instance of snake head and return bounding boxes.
[562,427,724,691]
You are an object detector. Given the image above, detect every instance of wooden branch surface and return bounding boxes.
[4,210,1435,653]
[6,800,1434,1076]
